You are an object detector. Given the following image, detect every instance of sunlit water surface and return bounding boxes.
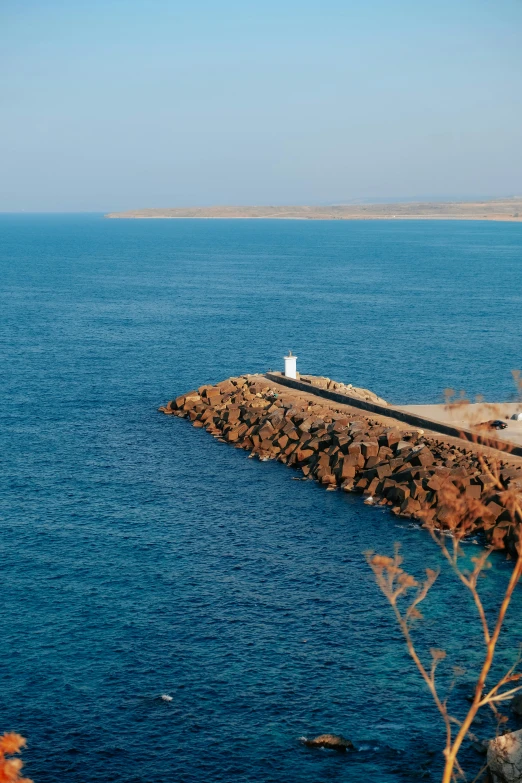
[1,215,522,782]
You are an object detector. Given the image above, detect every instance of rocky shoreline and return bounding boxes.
[160,374,522,551]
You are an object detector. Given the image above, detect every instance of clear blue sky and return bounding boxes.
[2,0,521,211]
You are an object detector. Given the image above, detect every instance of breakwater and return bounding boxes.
[160,374,522,550]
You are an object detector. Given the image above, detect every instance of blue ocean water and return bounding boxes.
[1,215,522,782]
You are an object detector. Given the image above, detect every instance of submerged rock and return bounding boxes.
[302,733,355,752]
[488,729,522,782]
[512,694,522,716]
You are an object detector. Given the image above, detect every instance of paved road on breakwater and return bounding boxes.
[263,373,522,466]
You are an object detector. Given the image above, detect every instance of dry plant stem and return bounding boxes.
[390,602,453,754]
[483,652,522,704]
[431,533,491,646]
[368,517,522,783]
[368,398,522,783]
[441,548,522,783]
[478,455,504,494]
[471,762,489,783]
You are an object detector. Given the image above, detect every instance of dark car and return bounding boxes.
[489,420,508,430]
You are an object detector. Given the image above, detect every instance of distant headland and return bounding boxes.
[106,198,522,221]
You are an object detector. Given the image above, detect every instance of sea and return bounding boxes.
[1,214,522,782]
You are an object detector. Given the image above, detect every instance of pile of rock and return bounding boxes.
[160,375,522,549]
[299,375,388,406]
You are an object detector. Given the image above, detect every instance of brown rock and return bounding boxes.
[335,434,351,450]
[366,477,380,495]
[321,473,337,485]
[376,463,392,480]
[361,441,379,458]
[298,417,315,433]
[382,429,402,448]
[386,452,403,467]
[285,426,300,442]
[317,453,330,469]
[226,408,241,425]
[340,459,356,479]
[409,449,435,467]
[302,734,354,752]
[409,481,428,503]
[400,497,421,515]
[183,393,201,410]
[396,440,411,453]
[465,484,482,499]
[427,475,444,491]
[258,421,275,440]
[388,485,410,504]
[486,501,504,521]
[309,377,330,389]
[218,380,236,394]
[436,505,454,525]
[477,473,496,490]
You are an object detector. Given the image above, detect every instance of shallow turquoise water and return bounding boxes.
[1,215,522,781]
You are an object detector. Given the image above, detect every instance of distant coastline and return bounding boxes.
[106,199,522,221]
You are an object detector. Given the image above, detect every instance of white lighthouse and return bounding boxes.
[284,351,297,379]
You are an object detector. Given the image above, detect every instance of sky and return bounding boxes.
[1,0,522,211]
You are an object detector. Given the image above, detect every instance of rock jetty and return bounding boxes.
[160,375,522,550]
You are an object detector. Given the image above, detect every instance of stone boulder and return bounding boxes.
[488,729,522,782]
[302,733,354,752]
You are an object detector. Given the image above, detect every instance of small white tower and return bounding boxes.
[284,350,297,379]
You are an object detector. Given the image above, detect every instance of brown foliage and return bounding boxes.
[0,734,32,783]
[368,377,522,781]
[367,456,522,782]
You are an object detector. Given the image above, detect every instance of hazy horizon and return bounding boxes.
[3,193,522,215]
[2,0,521,212]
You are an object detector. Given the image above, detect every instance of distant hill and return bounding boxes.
[106,199,522,221]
